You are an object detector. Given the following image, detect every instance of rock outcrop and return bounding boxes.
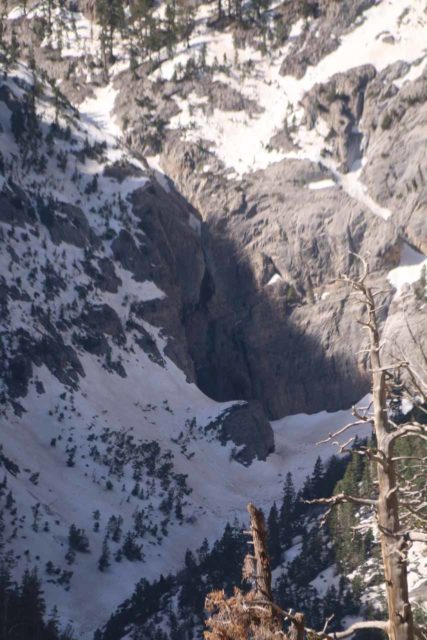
[161,138,400,418]
[209,401,275,465]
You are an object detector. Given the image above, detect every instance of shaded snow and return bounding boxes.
[310,564,341,598]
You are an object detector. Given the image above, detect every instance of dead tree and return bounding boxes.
[205,503,306,640]
[206,504,376,639]
[205,500,394,639]
[306,256,427,640]
[246,502,273,602]
[206,257,426,640]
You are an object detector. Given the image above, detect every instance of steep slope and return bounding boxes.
[0,61,280,634]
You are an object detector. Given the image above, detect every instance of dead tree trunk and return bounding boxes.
[247,503,305,640]
[304,257,427,640]
[364,286,415,640]
[247,502,273,602]
[207,256,426,640]
[289,612,305,640]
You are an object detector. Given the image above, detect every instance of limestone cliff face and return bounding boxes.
[158,140,401,418]
[107,52,427,422]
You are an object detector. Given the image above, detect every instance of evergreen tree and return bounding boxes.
[96,0,125,65]
[329,451,366,572]
[267,502,281,567]
[279,472,295,547]
[310,456,325,499]
[93,509,101,532]
[129,0,156,58]
[68,524,90,553]
[18,568,46,639]
[45,606,60,640]
[176,0,195,47]
[389,373,404,423]
[0,556,13,640]
[164,0,177,58]
[98,538,111,572]
[122,531,143,561]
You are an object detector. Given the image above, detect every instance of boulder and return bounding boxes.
[208,401,275,465]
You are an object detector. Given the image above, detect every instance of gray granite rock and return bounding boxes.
[207,400,275,465]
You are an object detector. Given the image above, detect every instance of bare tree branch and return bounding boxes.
[319,620,389,639]
[316,420,372,445]
[303,493,378,508]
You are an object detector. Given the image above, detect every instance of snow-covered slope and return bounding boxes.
[160,0,427,220]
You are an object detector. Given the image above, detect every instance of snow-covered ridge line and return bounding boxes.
[166,0,426,179]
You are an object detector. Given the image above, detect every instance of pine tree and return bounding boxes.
[267,502,281,567]
[164,0,177,58]
[279,472,295,547]
[122,531,143,561]
[96,0,125,65]
[176,0,195,47]
[130,0,158,59]
[310,456,325,499]
[197,538,210,564]
[93,509,101,532]
[68,524,90,553]
[9,28,20,66]
[0,556,13,639]
[45,606,60,639]
[98,538,111,572]
[389,373,404,423]
[414,264,427,300]
[18,568,46,639]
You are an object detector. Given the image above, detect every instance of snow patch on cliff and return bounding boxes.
[388,244,427,293]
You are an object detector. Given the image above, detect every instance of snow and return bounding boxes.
[306,0,427,79]
[408,541,427,592]
[289,18,305,39]
[80,85,122,142]
[153,169,172,193]
[0,263,376,637]
[189,212,202,234]
[0,112,375,625]
[388,243,427,292]
[168,0,427,178]
[267,273,283,285]
[338,162,392,220]
[308,179,336,190]
[283,540,303,563]
[285,128,393,220]
[8,6,25,19]
[270,395,373,489]
[163,0,425,228]
[310,564,341,598]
